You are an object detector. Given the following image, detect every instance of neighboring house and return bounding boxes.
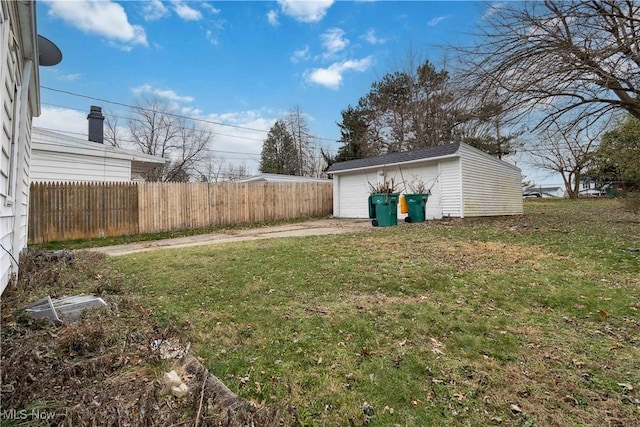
[31,107,165,183]
[236,173,331,183]
[523,186,565,198]
[327,142,523,220]
[0,0,61,293]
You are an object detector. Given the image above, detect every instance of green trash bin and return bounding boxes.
[404,193,428,223]
[370,193,399,227]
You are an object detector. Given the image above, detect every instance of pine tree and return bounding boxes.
[259,120,299,175]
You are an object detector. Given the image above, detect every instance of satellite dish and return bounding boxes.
[37,35,62,66]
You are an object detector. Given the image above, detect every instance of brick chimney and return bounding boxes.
[87,105,104,144]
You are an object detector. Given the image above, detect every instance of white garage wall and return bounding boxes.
[459,144,523,216]
[439,158,463,217]
[395,163,442,220]
[333,161,450,220]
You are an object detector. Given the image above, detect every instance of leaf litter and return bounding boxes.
[1,251,299,426]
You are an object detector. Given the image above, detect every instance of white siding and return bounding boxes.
[12,115,30,259]
[31,128,165,183]
[439,158,463,217]
[0,7,18,292]
[334,170,378,218]
[459,143,523,217]
[31,149,131,182]
[0,2,35,293]
[332,162,446,220]
[394,163,442,220]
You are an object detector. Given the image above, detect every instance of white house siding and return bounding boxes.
[31,128,165,183]
[12,120,30,263]
[439,158,463,217]
[30,150,131,183]
[459,144,523,217]
[0,1,36,293]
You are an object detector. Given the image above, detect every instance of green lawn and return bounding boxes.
[111,198,639,426]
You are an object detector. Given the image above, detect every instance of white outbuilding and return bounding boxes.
[30,127,166,183]
[326,142,523,220]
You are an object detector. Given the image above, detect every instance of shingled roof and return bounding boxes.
[326,143,461,173]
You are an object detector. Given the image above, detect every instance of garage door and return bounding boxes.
[336,172,374,218]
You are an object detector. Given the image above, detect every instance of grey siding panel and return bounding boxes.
[459,144,523,217]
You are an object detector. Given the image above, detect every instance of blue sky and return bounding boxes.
[34,0,558,184]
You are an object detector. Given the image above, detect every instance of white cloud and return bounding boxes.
[172,1,203,21]
[206,30,218,46]
[277,0,334,23]
[320,28,348,58]
[43,0,147,48]
[34,106,89,138]
[290,45,310,63]
[305,56,374,90]
[427,16,448,27]
[201,3,221,15]
[202,110,279,171]
[267,10,279,26]
[61,73,83,82]
[142,0,169,21]
[132,84,195,103]
[45,69,83,82]
[361,28,386,45]
[482,3,505,20]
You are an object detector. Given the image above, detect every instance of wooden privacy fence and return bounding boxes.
[28,181,333,243]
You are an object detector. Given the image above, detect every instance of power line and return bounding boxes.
[41,86,341,144]
[34,126,263,158]
[41,102,271,144]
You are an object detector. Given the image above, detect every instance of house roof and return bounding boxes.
[236,173,330,183]
[326,143,461,174]
[32,127,166,174]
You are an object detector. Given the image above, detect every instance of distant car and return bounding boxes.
[579,189,604,197]
[523,192,542,198]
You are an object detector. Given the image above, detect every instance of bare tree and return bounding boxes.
[284,106,312,176]
[104,110,123,148]
[223,162,250,181]
[128,96,213,182]
[197,158,225,182]
[306,137,330,178]
[529,117,608,198]
[457,0,640,133]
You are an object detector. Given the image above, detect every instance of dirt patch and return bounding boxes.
[1,251,299,426]
[357,235,557,272]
